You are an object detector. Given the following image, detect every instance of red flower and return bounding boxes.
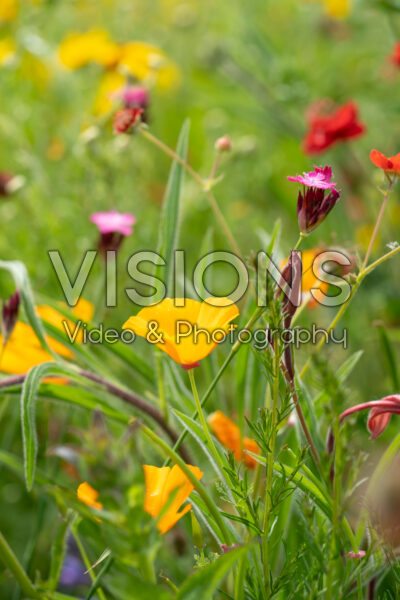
[303,101,366,155]
[390,42,400,67]
[113,108,143,134]
[339,395,400,440]
[370,149,400,175]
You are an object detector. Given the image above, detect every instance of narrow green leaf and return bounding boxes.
[48,510,76,592]
[376,322,400,390]
[177,545,250,600]
[155,119,190,292]
[20,361,75,491]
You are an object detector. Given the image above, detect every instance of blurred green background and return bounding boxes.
[1,0,400,595]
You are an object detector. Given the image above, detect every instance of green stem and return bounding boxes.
[164,306,266,464]
[71,525,107,600]
[142,424,232,544]
[293,232,307,251]
[262,342,280,591]
[187,368,224,472]
[326,416,341,600]
[139,126,242,258]
[361,178,392,272]
[156,353,168,423]
[0,529,40,599]
[139,127,204,187]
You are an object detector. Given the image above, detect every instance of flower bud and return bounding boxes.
[113,108,143,134]
[215,135,232,152]
[2,290,20,344]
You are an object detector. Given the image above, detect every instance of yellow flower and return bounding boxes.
[0,299,93,375]
[324,0,350,18]
[143,464,203,533]
[0,37,16,66]
[0,0,17,22]
[281,249,328,309]
[59,29,121,70]
[122,297,239,368]
[208,411,260,470]
[77,482,103,510]
[119,42,180,90]
[92,69,125,115]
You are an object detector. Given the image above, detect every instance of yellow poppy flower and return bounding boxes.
[0,37,16,66]
[77,482,103,510]
[122,297,239,368]
[0,0,17,22]
[208,411,260,470]
[281,249,328,309]
[58,29,121,70]
[324,0,350,18]
[119,42,180,91]
[0,299,93,375]
[92,69,125,115]
[143,464,203,533]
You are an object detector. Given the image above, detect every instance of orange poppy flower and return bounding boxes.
[370,149,400,175]
[207,411,260,470]
[0,298,93,376]
[122,298,239,368]
[77,482,103,510]
[281,249,328,309]
[143,464,203,533]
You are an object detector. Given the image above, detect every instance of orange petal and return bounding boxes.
[370,149,391,170]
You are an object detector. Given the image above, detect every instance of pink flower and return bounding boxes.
[339,395,400,440]
[287,166,337,190]
[347,550,366,559]
[287,166,340,234]
[90,211,136,236]
[113,85,149,109]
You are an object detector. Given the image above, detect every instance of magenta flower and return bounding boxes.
[287,166,336,190]
[287,165,340,234]
[339,394,400,440]
[113,85,149,109]
[90,210,136,255]
[347,550,366,559]
[90,211,136,236]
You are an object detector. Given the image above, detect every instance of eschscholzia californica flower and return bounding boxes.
[58,29,121,70]
[370,149,400,176]
[303,101,365,155]
[122,298,239,369]
[0,299,93,375]
[340,394,400,440]
[2,290,20,345]
[90,210,136,254]
[287,166,340,234]
[77,482,103,510]
[143,464,203,533]
[207,411,260,469]
[281,249,328,309]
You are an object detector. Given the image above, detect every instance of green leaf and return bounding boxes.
[335,350,363,386]
[20,361,75,491]
[0,260,53,354]
[155,119,190,293]
[177,545,250,600]
[376,322,399,390]
[48,510,76,592]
